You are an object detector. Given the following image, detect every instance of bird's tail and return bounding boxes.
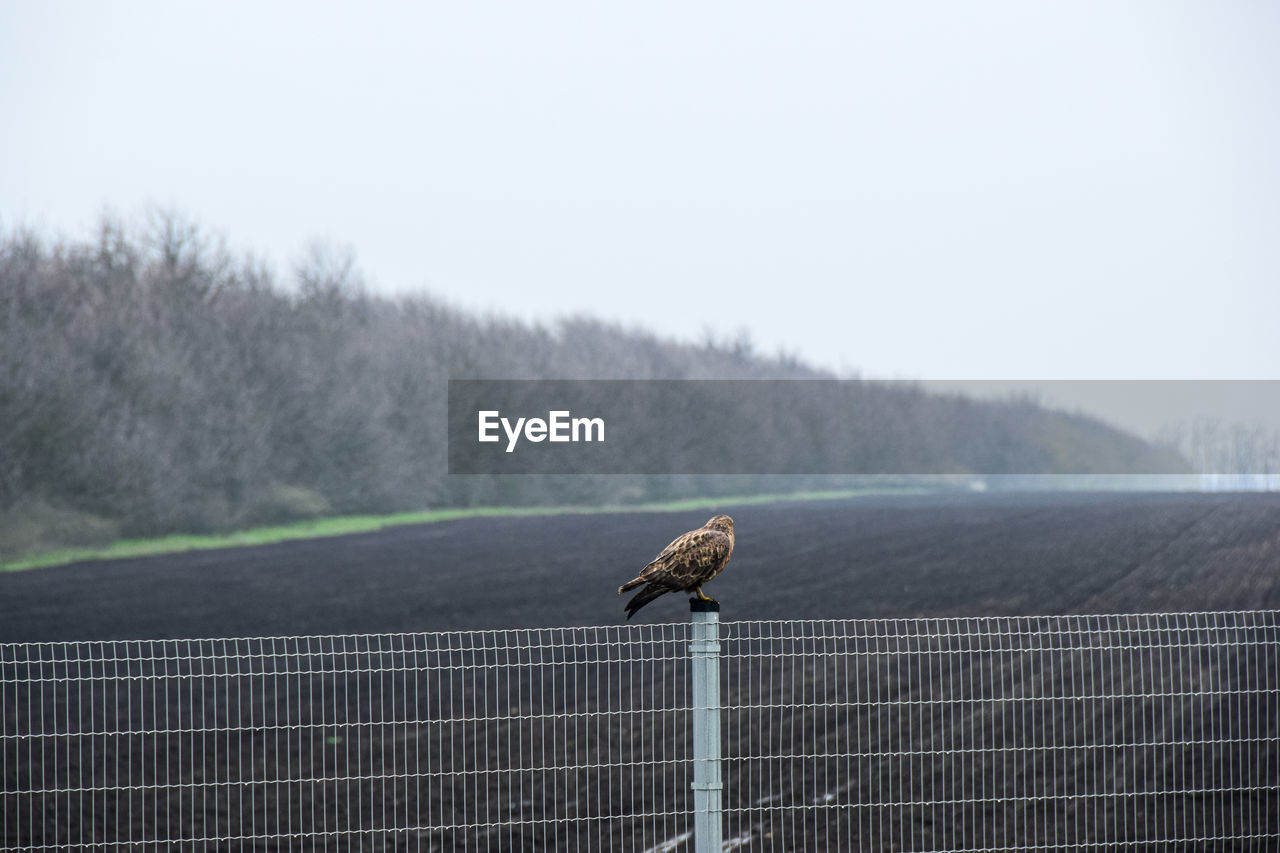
[618,576,646,594]
[623,585,668,620]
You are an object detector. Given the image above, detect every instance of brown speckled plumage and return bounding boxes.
[617,515,735,619]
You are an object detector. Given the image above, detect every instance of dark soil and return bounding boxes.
[3,491,1279,643]
[4,492,1279,851]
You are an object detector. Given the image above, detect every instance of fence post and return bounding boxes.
[690,599,723,853]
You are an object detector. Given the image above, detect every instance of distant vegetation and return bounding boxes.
[0,213,1189,555]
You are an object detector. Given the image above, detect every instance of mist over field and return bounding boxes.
[0,218,1211,560]
[3,3,1278,561]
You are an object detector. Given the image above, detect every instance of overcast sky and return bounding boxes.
[3,1,1277,394]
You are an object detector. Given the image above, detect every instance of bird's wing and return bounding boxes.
[638,528,733,588]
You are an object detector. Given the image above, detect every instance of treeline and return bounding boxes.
[0,214,1188,549]
[1157,420,1280,478]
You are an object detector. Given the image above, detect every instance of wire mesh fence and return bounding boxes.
[3,611,1278,851]
[2,626,694,851]
[720,612,1280,851]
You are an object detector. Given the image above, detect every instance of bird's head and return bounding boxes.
[704,514,734,533]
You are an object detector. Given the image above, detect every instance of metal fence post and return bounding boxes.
[690,599,723,853]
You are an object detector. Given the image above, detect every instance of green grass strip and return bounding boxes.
[1,488,920,573]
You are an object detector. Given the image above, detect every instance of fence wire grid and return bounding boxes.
[3,611,1278,852]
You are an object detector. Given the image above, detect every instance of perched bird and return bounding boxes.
[618,515,735,619]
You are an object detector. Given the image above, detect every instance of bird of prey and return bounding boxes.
[618,515,735,619]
